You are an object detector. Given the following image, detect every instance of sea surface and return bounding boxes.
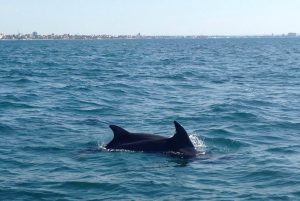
[0,38,300,200]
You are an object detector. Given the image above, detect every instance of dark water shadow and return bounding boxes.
[78,146,209,168]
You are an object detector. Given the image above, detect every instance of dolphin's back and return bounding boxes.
[106,125,166,149]
[106,121,196,157]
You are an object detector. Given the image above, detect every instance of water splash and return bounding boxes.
[189,133,206,155]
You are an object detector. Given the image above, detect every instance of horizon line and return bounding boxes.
[1,32,298,37]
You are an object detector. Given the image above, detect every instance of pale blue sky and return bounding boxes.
[0,0,299,35]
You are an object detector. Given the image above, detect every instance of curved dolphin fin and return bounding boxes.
[171,121,194,148]
[109,125,130,140]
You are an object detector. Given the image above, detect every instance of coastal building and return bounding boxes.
[287,33,297,37]
[32,32,38,38]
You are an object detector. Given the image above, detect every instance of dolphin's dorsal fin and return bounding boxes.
[171,121,194,148]
[109,125,130,140]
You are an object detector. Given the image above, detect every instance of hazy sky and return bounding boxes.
[0,0,299,35]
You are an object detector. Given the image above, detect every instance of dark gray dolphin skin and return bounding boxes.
[106,121,197,157]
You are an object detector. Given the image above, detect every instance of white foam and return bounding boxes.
[97,141,106,150]
[189,133,206,154]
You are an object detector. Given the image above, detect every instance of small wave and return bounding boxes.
[266,145,300,154]
[8,69,33,76]
[0,123,14,133]
[21,145,67,153]
[49,166,77,173]
[2,94,21,101]
[78,118,104,126]
[76,99,104,107]
[275,121,300,130]
[207,128,234,136]
[211,78,230,84]
[74,107,114,115]
[293,191,300,197]
[78,147,103,154]
[55,181,123,192]
[210,103,231,112]
[15,78,36,84]
[204,137,248,153]
[0,101,35,109]
[244,169,284,182]
[42,61,59,66]
[224,111,259,122]
[232,111,258,119]
[242,99,275,107]
[0,188,67,201]
[102,52,118,58]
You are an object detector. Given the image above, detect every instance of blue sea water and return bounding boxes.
[0,38,300,200]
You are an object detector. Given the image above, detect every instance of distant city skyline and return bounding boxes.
[1,32,298,40]
[0,0,300,35]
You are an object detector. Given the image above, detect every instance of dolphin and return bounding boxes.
[105,121,197,157]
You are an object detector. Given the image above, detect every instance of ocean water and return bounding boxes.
[0,38,300,200]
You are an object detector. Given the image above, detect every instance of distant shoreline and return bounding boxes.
[1,32,299,40]
[1,35,299,41]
